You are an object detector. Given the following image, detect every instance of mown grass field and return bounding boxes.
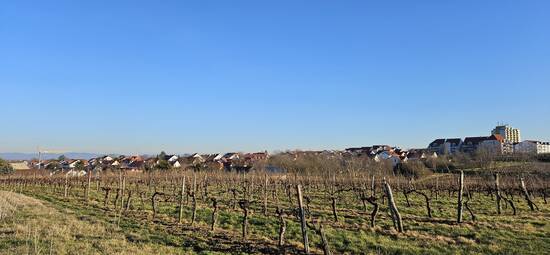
[1,173,549,255]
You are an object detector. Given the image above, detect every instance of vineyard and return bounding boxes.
[1,166,549,254]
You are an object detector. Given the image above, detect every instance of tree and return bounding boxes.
[154,151,171,170]
[398,161,432,178]
[475,148,496,170]
[156,159,171,171]
[58,155,66,161]
[158,151,167,161]
[0,158,14,174]
[192,162,204,172]
[74,160,85,170]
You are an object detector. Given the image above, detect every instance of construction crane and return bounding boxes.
[37,147,67,170]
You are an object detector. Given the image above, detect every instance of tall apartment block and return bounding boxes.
[491,125,521,143]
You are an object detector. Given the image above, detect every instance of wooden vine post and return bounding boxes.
[383,178,403,232]
[178,176,186,223]
[494,173,501,215]
[64,174,69,198]
[318,223,332,255]
[296,184,310,254]
[86,169,92,202]
[121,172,126,211]
[371,175,376,196]
[457,171,464,223]
[191,173,197,226]
[263,173,268,216]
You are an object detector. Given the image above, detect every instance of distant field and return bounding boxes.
[1,171,549,254]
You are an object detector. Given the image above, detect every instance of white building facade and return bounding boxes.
[514,141,550,154]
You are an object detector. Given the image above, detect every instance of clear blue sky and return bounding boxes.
[1,1,549,155]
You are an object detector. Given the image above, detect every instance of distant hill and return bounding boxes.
[0,152,100,161]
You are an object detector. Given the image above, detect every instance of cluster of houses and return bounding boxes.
[344,145,438,167]
[5,125,548,174]
[7,147,435,175]
[24,151,270,175]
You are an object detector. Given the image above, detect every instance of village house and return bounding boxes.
[126,157,145,171]
[9,161,31,171]
[191,153,206,165]
[371,145,393,154]
[345,147,371,153]
[166,155,179,163]
[65,169,87,177]
[345,145,404,167]
[111,160,120,167]
[244,151,269,162]
[405,149,437,161]
[345,147,373,157]
[222,152,240,161]
[213,153,224,161]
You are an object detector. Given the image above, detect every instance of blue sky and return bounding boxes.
[1,1,549,155]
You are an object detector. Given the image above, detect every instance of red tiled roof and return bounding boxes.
[491,134,504,142]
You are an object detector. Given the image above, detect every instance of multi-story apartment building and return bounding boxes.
[514,140,550,154]
[427,138,463,155]
[492,125,521,143]
[461,135,506,154]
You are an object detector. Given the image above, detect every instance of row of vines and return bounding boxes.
[1,169,548,254]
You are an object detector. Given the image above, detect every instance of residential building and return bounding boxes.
[370,150,402,167]
[191,153,206,165]
[9,161,30,171]
[123,156,145,171]
[514,140,550,154]
[167,155,179,163]
[371,145,393,153]
[428,139,445,154]
[405,149,429,161]
[428,138,462,155]
[410,149,438,160]
[462,135,506,154]
[345,147,372,155]
[479,135,506,154]
[492,125,521,143]
[244,151,269,162]
[462,136,491,154]
[445,138,463,154]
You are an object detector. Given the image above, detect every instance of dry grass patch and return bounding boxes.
[0,191,185,255]
[0,191,43,220]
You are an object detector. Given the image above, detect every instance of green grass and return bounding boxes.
[1,179,549,255]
